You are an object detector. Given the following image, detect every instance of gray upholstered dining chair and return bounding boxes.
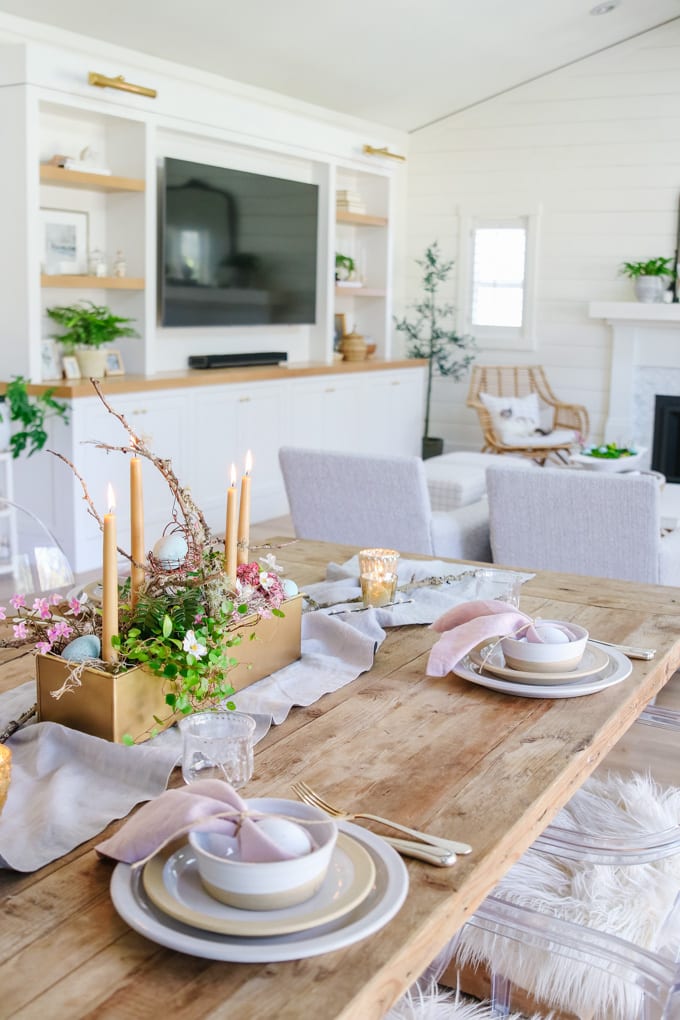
[278,447,492,561]
[486,464,680,584]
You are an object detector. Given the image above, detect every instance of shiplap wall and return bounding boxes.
[402,20,680,451]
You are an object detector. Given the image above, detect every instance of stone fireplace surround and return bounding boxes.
[589,302,680,471]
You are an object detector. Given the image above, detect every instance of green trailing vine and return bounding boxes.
[0,376,69,458]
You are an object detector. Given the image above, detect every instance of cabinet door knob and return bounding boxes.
[325,387,336,393]
[239,396,251,403]
[132,409,148,415]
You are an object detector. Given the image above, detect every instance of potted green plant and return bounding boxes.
[335,252,357,283]
[394,242,476,460]
[0,376,69,458]
[46,300,138,378]
[619,257,674,304]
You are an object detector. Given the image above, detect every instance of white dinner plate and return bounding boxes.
[468,641,610,685]
[452,645,631,698]
[110,821,408,962]
[142,832,376,937]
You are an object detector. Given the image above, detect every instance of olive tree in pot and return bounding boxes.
[47,301,138,378]
[619,257,675,304]
[394,243,476,460]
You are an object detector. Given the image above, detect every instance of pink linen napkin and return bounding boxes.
[96,779,302,864]
[426,599,532,677]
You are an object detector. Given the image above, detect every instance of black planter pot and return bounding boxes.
[422,436,444,460]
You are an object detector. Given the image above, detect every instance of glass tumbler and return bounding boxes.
[474,568,524,608]
[358,548,400,607]
[179,711,256,788]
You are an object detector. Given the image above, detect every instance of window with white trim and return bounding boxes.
[458,209,539,350]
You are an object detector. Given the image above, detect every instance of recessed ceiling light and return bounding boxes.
[590,1,619,14]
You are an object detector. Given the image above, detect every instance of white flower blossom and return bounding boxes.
[183,630,207,658]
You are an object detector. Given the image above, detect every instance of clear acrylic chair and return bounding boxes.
[0,498,74,598]
[440,675,680,1018]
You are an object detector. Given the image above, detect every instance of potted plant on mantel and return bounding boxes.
[619,257,675,304]
[394,243,476,460]
[46,300,138,378]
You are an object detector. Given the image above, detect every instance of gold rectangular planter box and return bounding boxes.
[36,596,302,743]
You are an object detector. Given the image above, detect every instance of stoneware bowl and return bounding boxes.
[500,621,589,673]
[188,797,338,910]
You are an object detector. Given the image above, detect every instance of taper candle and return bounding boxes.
[225,462,238,582]
[130,454,144,611]
[237,450,252,566]
[102,484,119,663]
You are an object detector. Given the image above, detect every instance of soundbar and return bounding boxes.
[188,352,288,370]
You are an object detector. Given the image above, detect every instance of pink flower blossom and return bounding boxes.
[13,621,28,640]
[49,593,62,605]
[69,597,82,614]
[32,598,52,620]
[10,594,25,610]
[0,607,5,621]
[193,612,204,625]
[237,562,261,587]
[47,621,73,642]
[36,641,52,654]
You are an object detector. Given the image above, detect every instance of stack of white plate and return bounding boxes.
[110,821,409,961]
[453,641,632,699]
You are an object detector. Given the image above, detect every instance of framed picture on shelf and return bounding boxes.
[334,313,348,348]
[105,350,125,376]
[61,356,81,380]
[40,208,88,275]
[40,339,61,381]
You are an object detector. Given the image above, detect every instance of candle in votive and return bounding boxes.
[237,450,252,566]
[102,484,119,662]
[358,548,400,608]
[225,462,238,582]
[360,573,398,608]
[130,454,144,611]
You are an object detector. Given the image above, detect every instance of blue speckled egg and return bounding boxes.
[61,634,101,662]
[282,578,299,598]
[153,533,188,569]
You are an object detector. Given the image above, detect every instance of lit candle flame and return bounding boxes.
[107,483,116,513]
[244,450,253,475]
[230,463,237,487]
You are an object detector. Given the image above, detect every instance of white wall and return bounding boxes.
[403,21,680,451]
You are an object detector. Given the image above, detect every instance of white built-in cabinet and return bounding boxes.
[16,366,424,573]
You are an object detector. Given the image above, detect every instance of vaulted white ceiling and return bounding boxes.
[0,0,679,132]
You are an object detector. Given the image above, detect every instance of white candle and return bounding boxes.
[102,483,119,662]
[237,450,252,566]
[225,462,238,582]
[130,455,144,611]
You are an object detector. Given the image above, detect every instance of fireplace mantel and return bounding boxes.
[589,302,680,459]
[589,301,680,324]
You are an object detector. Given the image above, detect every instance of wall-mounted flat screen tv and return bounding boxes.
[159,157,319,327]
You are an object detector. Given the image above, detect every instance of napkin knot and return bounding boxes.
[427,599,532,677]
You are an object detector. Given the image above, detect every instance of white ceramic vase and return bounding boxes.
[634,276,664,303]
[76,349,108,378]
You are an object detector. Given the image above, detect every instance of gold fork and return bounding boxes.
[291,781,472,855]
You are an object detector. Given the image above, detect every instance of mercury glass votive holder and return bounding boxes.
[359,548,400,607]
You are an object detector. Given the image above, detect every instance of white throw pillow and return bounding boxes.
[479,391,541,444]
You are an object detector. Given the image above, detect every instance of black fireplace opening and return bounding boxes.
[651,395,680,483]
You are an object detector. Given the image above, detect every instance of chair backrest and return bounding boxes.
[278,447,435,555]
[486,465,661,582]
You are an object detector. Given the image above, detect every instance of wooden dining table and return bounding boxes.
[1,538,680,1019]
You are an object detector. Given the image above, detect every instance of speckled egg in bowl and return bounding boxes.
[500,621,589,673]
[188,797,338,910]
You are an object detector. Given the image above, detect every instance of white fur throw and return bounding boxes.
[452,771,680,1019]
[387,981,540,1019]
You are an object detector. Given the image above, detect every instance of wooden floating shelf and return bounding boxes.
[335,286,386,298]
[41,275,145,290]
[40,165,146,192]
[336,210,388,227]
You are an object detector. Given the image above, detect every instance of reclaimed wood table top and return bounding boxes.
[1,539,680,1020]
